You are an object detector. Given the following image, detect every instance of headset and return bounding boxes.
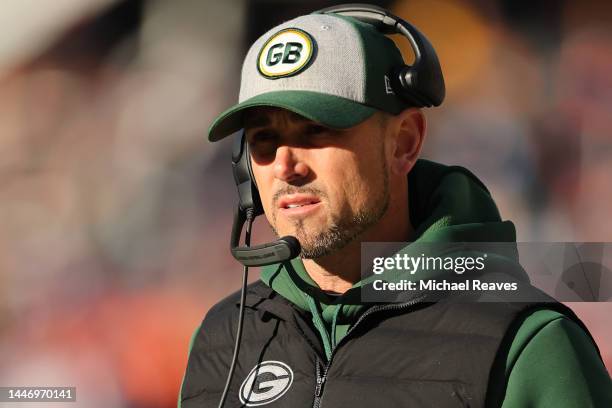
[230,132,301,267]
[218,4,445,407]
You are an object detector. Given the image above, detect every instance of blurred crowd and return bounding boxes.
[0,0,610,407]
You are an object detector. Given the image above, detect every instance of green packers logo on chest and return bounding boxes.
[257,28,315,78]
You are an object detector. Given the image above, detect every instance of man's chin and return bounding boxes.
[275,228,329,252]
[272,225,345,259]
[275,228,316,241]
[273,218,326,238]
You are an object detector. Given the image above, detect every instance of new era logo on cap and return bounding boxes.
[257,28,315,79]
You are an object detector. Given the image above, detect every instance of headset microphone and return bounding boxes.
[230,205,301,267]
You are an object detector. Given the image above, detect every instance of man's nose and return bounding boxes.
[273,146,309,183]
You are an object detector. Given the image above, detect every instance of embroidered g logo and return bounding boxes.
[239,361,293,406]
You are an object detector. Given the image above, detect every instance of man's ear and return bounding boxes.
[387,107,426,176]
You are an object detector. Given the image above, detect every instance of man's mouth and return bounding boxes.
[277,194,322,215]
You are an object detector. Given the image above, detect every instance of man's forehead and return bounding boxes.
[243,107,318,128]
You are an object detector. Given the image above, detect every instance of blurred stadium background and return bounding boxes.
[0,0,610,407]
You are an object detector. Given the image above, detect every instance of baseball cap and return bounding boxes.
[208,12,410,142]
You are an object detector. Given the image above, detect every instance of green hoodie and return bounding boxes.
[260,159,612,407]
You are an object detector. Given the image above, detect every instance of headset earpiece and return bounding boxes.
[316,3,445,108]
[231,131,263,217]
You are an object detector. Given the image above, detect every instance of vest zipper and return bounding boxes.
[313,359,325,408]
[311,293,430,408]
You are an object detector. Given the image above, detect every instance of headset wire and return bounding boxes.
[218,208,254,408]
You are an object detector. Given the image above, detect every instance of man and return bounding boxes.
[179,5,612,408]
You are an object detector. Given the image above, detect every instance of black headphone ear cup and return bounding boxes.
[232,132,264,217]
[391,66,430,108]
[392,29,444,107]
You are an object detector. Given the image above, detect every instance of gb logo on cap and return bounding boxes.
[257,28,315,79]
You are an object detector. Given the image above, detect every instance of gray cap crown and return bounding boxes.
[240,13,407,113]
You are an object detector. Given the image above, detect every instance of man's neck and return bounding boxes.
[302,240,363,294]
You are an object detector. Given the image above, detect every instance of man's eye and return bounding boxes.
[305,124,329,135]
[249,131,277,145]
[247,131,278,160]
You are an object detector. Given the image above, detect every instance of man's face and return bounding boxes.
[245,108,390,258]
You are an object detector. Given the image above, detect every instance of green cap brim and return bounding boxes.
[208,90,377,142]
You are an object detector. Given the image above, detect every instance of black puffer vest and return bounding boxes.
[179,276,595,408]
